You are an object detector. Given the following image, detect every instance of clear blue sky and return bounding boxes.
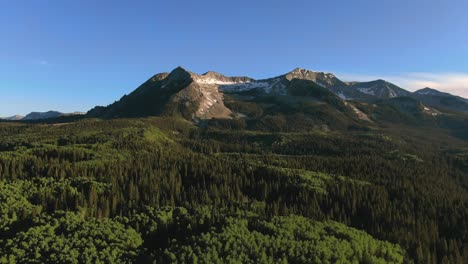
[1,0,468,116]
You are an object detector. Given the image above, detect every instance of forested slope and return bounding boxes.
[0,117,467,263]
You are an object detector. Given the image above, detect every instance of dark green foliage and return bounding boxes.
[160,213,404,264]
[1,212,142,263]
[0,117,467,263]
[221,93,362,132]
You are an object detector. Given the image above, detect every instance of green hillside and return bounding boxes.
[0,117,467,263]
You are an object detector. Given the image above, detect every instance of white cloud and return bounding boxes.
[339,72,468,98]
[30,59,50,66]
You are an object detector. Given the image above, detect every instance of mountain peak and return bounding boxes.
[290,67,305,73]
[414,87,447,96]
[203,70,220,75]
[412,87,468,111]
[347,79,410,98]
[288,67,315,74]
[173,66,188,72]
[284,68,337,87]
[194,70,253,85]
[151,72,170,82]
[417,87,437,92]
[202,70,227,79]
[286,68,335,78]
[165,66,194,83]
[170,66,192,75]
[414,87,465,98]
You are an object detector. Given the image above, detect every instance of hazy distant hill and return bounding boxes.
[411,87,468,112]
[0,115,24,120]
[20,111,86,121]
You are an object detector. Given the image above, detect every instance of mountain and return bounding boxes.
[411,87,468,112]
[279,68,371,100]
[63,111,87,116]
[347,79,411,99]
[87,66,468,131]
[22,111,85,120]
[88,67,246,120]
[0,115,24,120]
[88,67,372,123]
[3,68,468,264]
[222,67,372,100]
[415,87,452,97]
[23,111,64,120]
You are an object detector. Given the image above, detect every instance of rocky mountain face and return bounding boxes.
[218,68,371,101]
[348,80,411,99]
[284,68,373,100]
[88,67,366,122]
[87,67,468,124]
[88,67,244,120]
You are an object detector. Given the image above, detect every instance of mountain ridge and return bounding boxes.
[411,87,468,112]
[87,67,468,122]
[88,67,361,121]
[0,115,24,121]
[1,111,85,121]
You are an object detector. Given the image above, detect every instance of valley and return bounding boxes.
[1,67,468,263]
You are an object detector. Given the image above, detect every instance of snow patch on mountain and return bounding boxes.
[194,77,248,86]
[337,92,348,100]
[422,104,441,116]
[417,90,433,95]
[356,88,376,96]
[219,77,286,94]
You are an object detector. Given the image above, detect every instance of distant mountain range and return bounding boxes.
[1,111,85,121]
[3,67,467,121]
[346,79,411,98]
[412,87,468,112]
[88,67,468,122]
[1,115,24,121]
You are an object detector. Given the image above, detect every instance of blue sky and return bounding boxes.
[1,0,468,116]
